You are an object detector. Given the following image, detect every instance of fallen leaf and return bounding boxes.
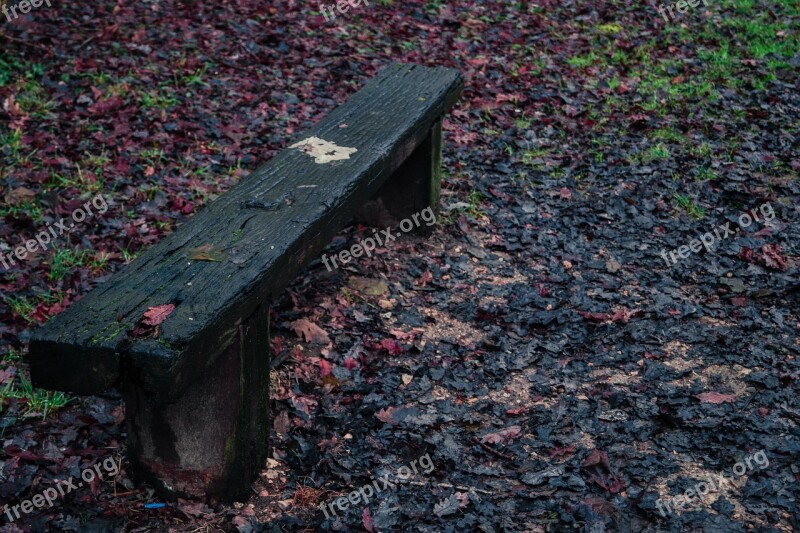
[696,392,737,404]
[376,407,398,425]
[380,338,403,355]
[582,449,610,470]
[433,492,469,516]
[190,244,228,262]
[0,368,15,385]
[480,425,522,444]
[362,507,374,532]
[291,319,330,344]
[761,244,788,272]
[348,276,389,296]
[142,304,175,326]
[3,95,24,117]
[177,500,213,518]
[318,358,333,377]
[4,187,36,205]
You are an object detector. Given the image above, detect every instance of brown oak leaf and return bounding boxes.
[142,304,175,326]
[291,319,330,344]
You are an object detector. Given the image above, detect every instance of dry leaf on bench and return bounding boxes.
[190,244,228,262]
[142,304,176,326]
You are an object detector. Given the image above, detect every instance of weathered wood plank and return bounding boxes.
[123,303,270,501]
[373,119,443,228]
[29,63,463,400]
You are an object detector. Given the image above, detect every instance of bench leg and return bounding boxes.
[123,304,270,503]
[363,118,443,231]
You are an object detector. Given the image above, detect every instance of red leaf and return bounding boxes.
[536,283,550,297]
[318,358,333,377]
[376,407,398,425]
[761,244,788,272]
[696,392,737,404]
[88,96,124,115]
[739,244,788,272]
[142,304,175,326]
[380,338,403,355]
[577,311,611,322]
[588,472,626,493]
[0,367,14,385]
[362,506,374,532]
[271,336,284,356]
[582,449,610,470]
[549,444,577,458]
[610,308,633,323]
[31,300,65,323]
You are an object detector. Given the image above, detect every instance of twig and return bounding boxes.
[0,34,52,54]
[77,34,98,51]
[439,482,494,495]
[402,478,494,494]
[471,437,515,462]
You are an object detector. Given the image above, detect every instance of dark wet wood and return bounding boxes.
[29,63,463,402]
[123,304,270,502]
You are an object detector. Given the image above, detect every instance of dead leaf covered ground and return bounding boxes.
[0,0,799,531]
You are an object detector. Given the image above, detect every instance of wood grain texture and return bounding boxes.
[29,63,464,401]
[123,303,270,502]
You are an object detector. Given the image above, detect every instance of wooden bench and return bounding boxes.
[28,63,463,502]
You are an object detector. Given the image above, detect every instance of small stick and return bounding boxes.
[471,437,515,462]
[403,479,493,494]
[0,34,52,54]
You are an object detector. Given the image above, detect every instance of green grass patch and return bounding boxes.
[0,200,44,224]
[696,167,718,181]
[652,128,686,142]
[674,194,706,219]
[648,143,671,161]
[0,373,70,419]
[596,23,623,34]
[140,88,178,109]
[5,296,37,323]
[567,52,599,68]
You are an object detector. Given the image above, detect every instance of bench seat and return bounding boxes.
[29,63,463,502]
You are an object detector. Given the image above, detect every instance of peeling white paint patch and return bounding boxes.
[290,137,357,164]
